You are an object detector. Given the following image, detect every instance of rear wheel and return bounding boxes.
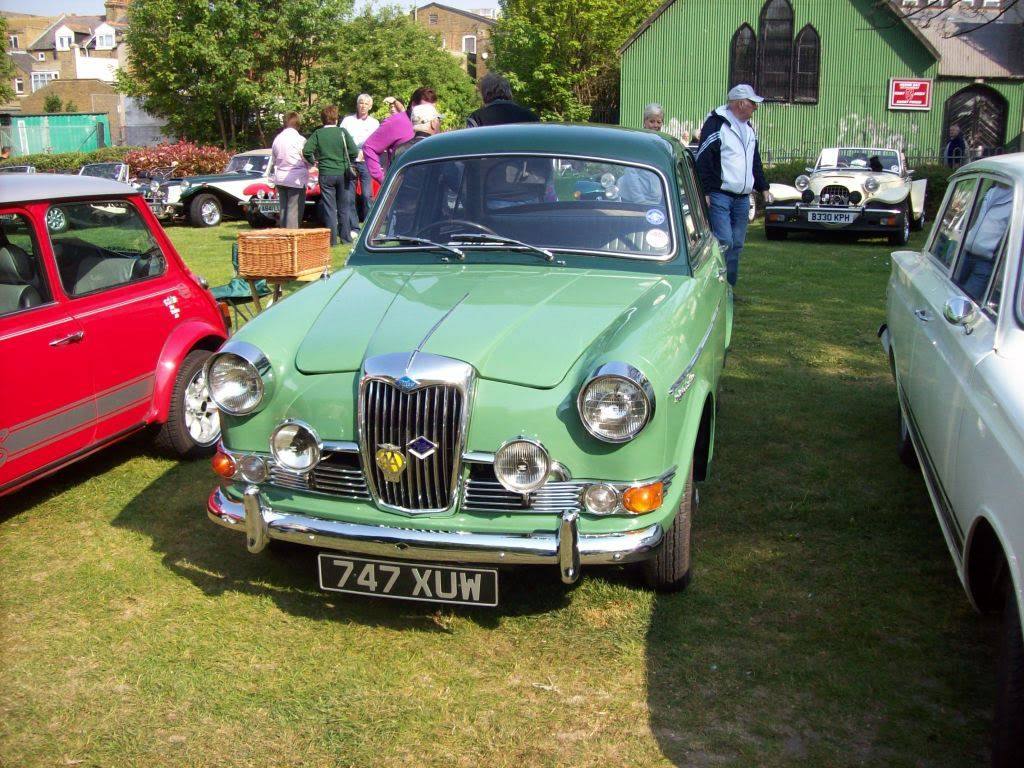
[154,349,220,457]
[189,193,222,228]
[643,464,694,592]
[994,587,1024,767]
[765,227,787,241]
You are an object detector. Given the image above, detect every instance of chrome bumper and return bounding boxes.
[207,486,664,584]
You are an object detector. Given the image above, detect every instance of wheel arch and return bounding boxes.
[147,321,227,425]
[964,514,1018,615]
[692,393,716,482]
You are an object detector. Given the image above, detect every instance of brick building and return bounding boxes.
[412,3,497,80]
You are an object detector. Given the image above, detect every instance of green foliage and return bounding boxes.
[304,8,479,131]
[492,0,660,121]
[64,101,79,113]
[0,145,133,173]
[0,18,14,104]
[43,93,63,114]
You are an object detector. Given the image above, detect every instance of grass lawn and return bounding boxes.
[0,220,995,767]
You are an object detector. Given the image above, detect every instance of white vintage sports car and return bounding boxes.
[765,147,927,245]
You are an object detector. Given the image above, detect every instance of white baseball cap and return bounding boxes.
[727,84,764,103]
[411,103,441,126]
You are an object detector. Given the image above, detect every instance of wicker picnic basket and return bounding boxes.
[236,228,332,279]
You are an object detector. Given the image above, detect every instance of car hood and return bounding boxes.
[182,172,263,185]
[809,172,905,193]
[294,264,662,388]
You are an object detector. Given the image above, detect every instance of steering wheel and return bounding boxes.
[418,219,497,240]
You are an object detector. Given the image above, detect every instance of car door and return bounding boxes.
[0,208,95,494]
[46,197,180,444]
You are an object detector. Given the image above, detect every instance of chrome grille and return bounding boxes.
[819,185,850,206]
[361,379,463,512]
[463,478,585,514]
[269,451,370,500]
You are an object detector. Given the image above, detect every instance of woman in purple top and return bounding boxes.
[363,87,437,183]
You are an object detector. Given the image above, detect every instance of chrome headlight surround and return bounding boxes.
[576,362,655,444]
[205,340,272,416]
[864,176,880,194]
[270,419,322,473]
[494,438,551,494]
[794,174,810,192]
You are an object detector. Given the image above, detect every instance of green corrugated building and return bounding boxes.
[619,0,1023,159]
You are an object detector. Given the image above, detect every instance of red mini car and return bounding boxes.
[0,176,228,497]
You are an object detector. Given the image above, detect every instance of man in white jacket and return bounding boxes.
[695,84,772,288]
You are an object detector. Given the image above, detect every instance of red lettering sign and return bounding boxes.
[888,78,932,111]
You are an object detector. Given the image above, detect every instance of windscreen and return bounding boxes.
[226,155,269,174]
[817,148,901,173]
[368,156,674,259]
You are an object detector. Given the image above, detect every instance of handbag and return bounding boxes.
[340,128,358,182]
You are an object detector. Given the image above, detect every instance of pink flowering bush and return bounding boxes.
[125,141,232,177]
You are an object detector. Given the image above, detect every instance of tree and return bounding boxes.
[871,0,1021,39]
[492,0,661,121]
[0,18,15,105]
[64,101,78,112]
[302,8,478,129]
[43,93,63,113]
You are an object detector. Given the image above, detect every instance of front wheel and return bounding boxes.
[154,349,221,457]
[888,204,911,246]
[994,588,1024,767]
[643,464,694,592]
[189,193,222,228]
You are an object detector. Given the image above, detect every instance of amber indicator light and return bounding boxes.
[212,451,236,478]
[622,481,664,514]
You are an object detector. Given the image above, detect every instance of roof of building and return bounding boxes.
[9,52,37,76]
[415,3,496,26]
[0,174,136,205]
[29,14,116,51]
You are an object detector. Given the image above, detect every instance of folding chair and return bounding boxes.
[209,243,271,330]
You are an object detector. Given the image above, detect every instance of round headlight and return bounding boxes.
[181,180,191,189]
[583,483,619,515]
[208,353,264,415]
[237,454,268,484]
[577,364,654,443]
[256,189,266,200]
[600,172,616,188]
[494,439,550,494]
[794,175,810,191]
[271,421,321,472]
[149,179,159,192]
[864,176,880,193]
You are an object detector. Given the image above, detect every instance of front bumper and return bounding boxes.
[764,204,904,233]
[207,486,665,584]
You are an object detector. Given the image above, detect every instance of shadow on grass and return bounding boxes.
[109,457,571,629]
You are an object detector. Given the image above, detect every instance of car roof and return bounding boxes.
[955,152,1024,184]
[236,149,271,157]
[394,123,680,169]
[0,174,136,205]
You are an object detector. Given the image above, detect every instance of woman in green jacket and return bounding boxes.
[303,104,359,246]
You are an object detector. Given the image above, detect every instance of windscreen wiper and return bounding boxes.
[446,232,554,262]
[370,235,465,260]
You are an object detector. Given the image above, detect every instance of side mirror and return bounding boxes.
[805,167,814,174]
[943,297,977,331]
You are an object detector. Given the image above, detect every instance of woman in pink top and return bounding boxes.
[363,87,437,183]
[271,112,310,228]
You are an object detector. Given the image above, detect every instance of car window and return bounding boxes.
[47,200,166,297]
[0,212,51,317]
[226,155,269,174]
[952,179,1013,306]
[675,161,700,248]
[369,155,675,260]
[927,177,978,270]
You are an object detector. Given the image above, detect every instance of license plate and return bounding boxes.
[257,202,280,214]
[808,210,856,225]
[317,554,498,607]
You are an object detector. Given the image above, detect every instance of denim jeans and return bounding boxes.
[707,191,751,287]
[319,174,351,245]
[277,185,306,229]
[346,161,372,232]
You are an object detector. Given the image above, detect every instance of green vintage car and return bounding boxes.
[205,124,732,606]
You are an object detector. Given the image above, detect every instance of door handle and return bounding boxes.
[49,330,84,346]
[913,309,932,322]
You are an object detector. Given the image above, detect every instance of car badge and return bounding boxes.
[396,375,418,392]
[375,444,406,483]
[407,436,437,461]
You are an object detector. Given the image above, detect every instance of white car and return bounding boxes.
[880,153,1023,765]
[767,146,927,244]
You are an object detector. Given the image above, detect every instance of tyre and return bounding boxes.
[643,464,694,592]
[911,207,926,232]
[888,203,911,246]
[765,227,787,241]
[993,588,1024,768]
[189,193,222,228]
[154,349,221,457]
[897,400,918,468]
[246,207,273,229]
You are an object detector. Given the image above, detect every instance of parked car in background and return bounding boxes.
[0,165,37,174]
[766,147,927,244]
[205,124,732,607]
[0,175,228,497]
[880,153,1023,766]
[240,167,322,229]
[78,162,130,184]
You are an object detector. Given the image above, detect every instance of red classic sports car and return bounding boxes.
[0,175,228,497]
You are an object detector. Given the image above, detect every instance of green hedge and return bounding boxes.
[0,146,134,173]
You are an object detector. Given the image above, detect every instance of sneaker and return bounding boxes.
[350,230,359,239]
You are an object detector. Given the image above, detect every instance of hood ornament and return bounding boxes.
[407,435,437,460]
[405,292,470,374]
[396,375,418,392]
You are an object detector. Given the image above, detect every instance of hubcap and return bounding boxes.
[46,207,67,231]
[184,367,220,446]
[201,201,220,225]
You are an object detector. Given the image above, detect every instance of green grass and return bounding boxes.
[0,221,995,767]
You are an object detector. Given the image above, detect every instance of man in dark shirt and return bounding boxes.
[466,73,539,127]
[943,125,968,167]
